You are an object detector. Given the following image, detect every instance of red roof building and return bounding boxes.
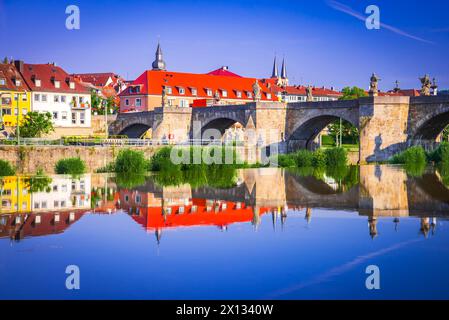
[119,44,277,113]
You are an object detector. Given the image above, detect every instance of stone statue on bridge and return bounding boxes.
[369,73,380,97]
[214,90,221,103]
[420,74,431,96]
[252,80,261,102]
[306,85,313,102]
[161,86,168,107]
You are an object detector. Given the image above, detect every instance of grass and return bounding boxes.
[0,159,15,177]
[55,157,86,175]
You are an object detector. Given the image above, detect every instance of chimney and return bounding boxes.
[14,60,24,73]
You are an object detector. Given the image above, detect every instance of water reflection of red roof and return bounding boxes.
[126,199,272,230]
[0,211,88,240]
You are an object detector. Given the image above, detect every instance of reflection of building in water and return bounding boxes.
[31,175,91,212]
[223,123,245,143]
[420,217,431,238]
[0,211,87,241]
[0,177,31,214]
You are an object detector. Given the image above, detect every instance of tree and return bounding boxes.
[339,86,368,100]
[328,119,359,145]
[19,112,54,138]
[443,126,449,142]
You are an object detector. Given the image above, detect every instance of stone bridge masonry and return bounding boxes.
[109,96,449,163]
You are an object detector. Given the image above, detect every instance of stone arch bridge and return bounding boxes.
[109,96,449,163]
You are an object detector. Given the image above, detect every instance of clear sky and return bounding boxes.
[1,0,449,91]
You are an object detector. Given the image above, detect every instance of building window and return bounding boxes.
[180,99,188,108]
[22,94,27,101]
[35,79,41,87]
[236,91,242,98]
[206,89,212,96]
[61,95,66,103]
[15,80,21,86]
[267,93,272,99]
[135,98,142,107]
[69,82,75,89]
[54,200,59,208]
[53,112,58,120]
[247,91,252,99]
[72,112,76,124]
[80,112,85,124]
[61,111,68,120]
[135,195,141,203]
[2,108,11,115]
[13,94,18,101]
[79,96,84,103]
[54,95,60,103]
[125,99,129,106]
[42,94,47,102]
[191,88,197,96]
[222,90,228,98]
[178,87,185,95]
[34,94,40,102]
[165,87,172,94]
[54,80,60,88]
[0,78,5,85]
[22,108,27,115]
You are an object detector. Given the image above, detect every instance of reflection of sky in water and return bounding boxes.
[1,209,449,300]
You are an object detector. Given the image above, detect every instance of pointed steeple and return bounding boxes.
[152,41,166,71]
[280,58,287,79]
[271,56,279,78]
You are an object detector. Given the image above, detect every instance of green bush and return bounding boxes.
[429,142,449,164]
[312,149,327,168]
[321,135,335,146]
[295,150,314,167]
[55,157,86,175]
[115,149,148,173]
[276,154,296,167]
[0,159,15,176]
[324,147,348,167]
[149,147,180,171]
[391,146,427,166]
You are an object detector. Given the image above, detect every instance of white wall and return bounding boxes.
[31,175,91,212]
[31,91,91,128]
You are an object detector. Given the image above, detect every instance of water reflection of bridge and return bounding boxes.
[1,166,448,242]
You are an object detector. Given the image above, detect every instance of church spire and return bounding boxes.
[281,57,287,79]
[271,56,279,78]
[152,41,166,71]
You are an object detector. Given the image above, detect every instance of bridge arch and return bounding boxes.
[412,109,449,141]
[287,113,359,151]
[118,123,152,138]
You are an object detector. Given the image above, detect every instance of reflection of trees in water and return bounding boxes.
[288,165,359,193]
[153,165,237,189]
[23,173,53,193]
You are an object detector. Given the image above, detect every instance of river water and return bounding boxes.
[1,165,449,299]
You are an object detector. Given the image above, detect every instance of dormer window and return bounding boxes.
[266,93,272,99]
[54,80,60,88]
[221,90,228,98]
[236,91,242,98]
[190,87,197,96]
[247,91,252,99]
[69,81,75,89]
[15,79,21,86]
[35,79,41,87]
[206,88,212,96]
[0,78,5,86]
[178,87,185,95]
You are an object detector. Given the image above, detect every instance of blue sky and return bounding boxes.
[1,0,448,90]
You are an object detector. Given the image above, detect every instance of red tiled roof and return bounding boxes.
[0,63,30,91]
[20,63,90,94]
[120,70,277,101]
[207,67,242,78]
[261,79,342,97]
[72,72,121,87]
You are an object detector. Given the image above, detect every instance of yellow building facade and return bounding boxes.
[0,176,31,214]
